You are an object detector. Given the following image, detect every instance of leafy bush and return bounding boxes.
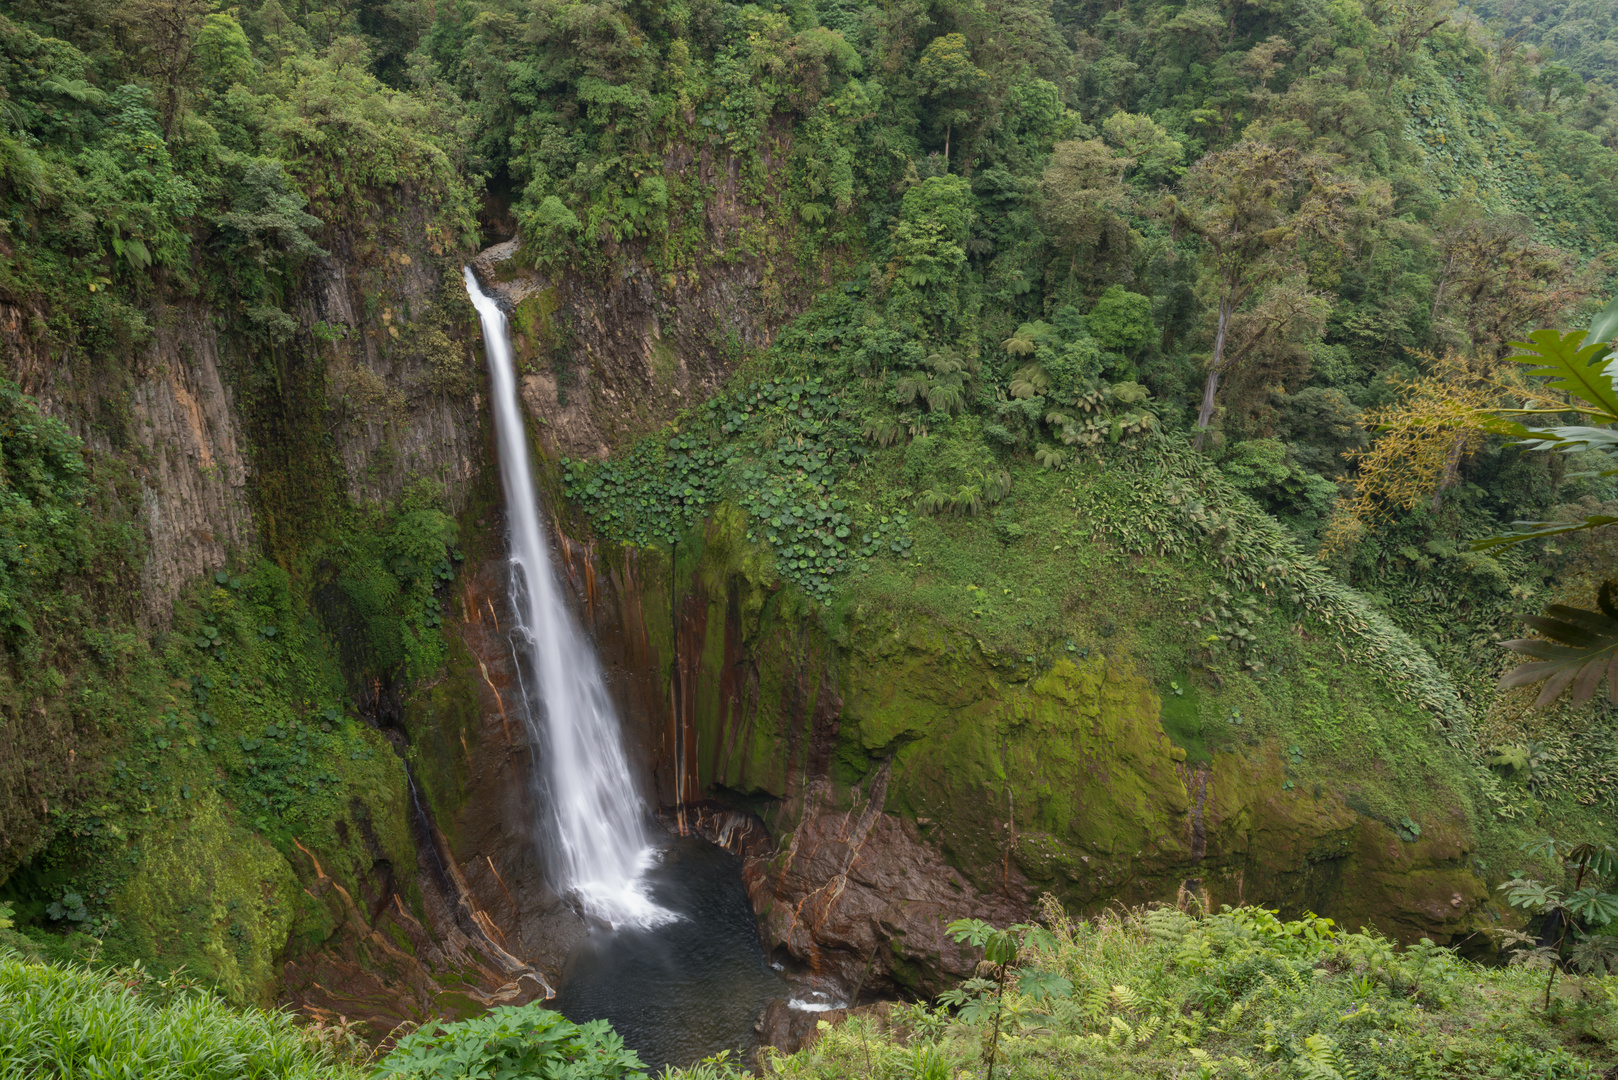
[374,1003,646,1080]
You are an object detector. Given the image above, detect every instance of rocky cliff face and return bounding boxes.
[1,192,1494,1027]
[395,494,1492,1010]
[468,236,829,461]
[463,504,1487,1001]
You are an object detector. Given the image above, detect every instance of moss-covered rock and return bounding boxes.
[113,795,299,1006]
[634,508,1493,956]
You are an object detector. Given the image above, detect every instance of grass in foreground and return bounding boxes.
[0,951,367,1079]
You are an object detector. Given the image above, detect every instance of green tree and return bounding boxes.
[1039,138,1129,287]
[1166,142,1362,448]
[1100,110,1183,183]
[917,32,987,166]
[120,0,211,136]
[191,12,256,95]
[941,918,1066,1080]
[891,173,975,326]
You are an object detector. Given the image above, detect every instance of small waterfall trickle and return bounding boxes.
[463,267,668,929]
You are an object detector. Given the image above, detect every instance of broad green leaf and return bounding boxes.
[1567,841,1617,880]
[1472,515,1618,550]
[1585,294,1618,351]
[1498,878,1562,911]
[1498,584,1618,706]
[1565,889,1618,926]
[1508,425,1618,454]
[1016,967,1073,1002]
[1505,327,1618,421]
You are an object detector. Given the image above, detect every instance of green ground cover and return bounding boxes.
[5,901,1613,1079]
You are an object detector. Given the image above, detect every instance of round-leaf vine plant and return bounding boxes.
[562,377,912,602]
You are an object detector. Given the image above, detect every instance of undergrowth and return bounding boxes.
[7,901,1613,1080]
[0,950,366,1079]
[672,903,1618,1080]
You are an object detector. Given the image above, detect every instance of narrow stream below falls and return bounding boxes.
[554,835,788,1071]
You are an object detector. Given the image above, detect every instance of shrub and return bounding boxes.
[373,1003,647,1080]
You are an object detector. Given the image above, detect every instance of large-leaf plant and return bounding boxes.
[1474,296,1618,705]
[1498,838,1618,1008]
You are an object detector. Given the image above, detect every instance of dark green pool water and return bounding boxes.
[554,835,788,1071]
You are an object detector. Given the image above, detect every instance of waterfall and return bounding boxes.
[463,268,668,929]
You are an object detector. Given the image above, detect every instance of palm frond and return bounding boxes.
[1473,515,1618,551]
[1503,325,1618,423]
[1499,582,1618,706]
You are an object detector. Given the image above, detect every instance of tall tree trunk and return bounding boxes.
[1194,296,1233,450]
[943,122,951,168]
[163,78,180,139]
[1429,432,1468,512]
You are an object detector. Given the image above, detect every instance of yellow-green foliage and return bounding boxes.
[855,656,1188,862]
[114,795,299,1006]
[709,904,1618,1080]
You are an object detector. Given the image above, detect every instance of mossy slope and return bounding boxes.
[627,488,1495,945]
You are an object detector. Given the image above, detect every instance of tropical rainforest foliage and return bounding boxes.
[0,0,1617,1071]
[3,900,1614,1078]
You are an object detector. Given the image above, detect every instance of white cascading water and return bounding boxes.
[463,267,668,929]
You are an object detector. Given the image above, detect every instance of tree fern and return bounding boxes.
[1009,363,1050,399]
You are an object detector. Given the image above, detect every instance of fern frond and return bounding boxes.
[1297,1033,1349,1080]
[1002,332,1037,356]
[895,372,932,405]
[1082,980,1111,1022]
[926,346,968,375]
[1144,907,1193,946]
[926,379,965,414]
[1131,1014,1163,1049]
[1009,363,1050,400]
[861,419,904,447]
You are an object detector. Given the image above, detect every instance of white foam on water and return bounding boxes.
[787,995,847,1013]
[465,268,671,930]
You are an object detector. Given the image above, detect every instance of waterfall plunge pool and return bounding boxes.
[554,834,787,1071]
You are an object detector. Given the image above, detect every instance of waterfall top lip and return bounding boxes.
[465,245,546,312]
[462,264,517,315]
